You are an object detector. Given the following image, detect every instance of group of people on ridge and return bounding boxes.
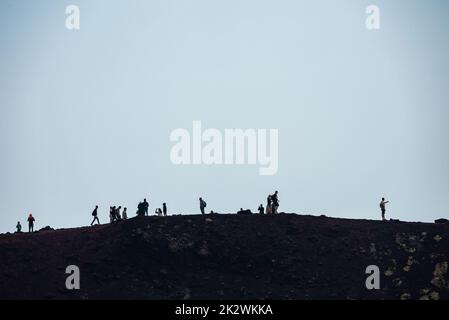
[91,198,168,226]
[14,194,392,233]
[15,213,35,233]
[136,199,149,216]
[108,206,128,223]
[155,203,168,216]
[265,191,280,214]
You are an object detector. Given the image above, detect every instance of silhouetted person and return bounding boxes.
[266,195,272,214]
[199,197,207,214]
[91,205,100,226]
[111,206,117,222]
[116,206,122,220]
[137,202,142,216]
[143,198,149,216]
[122,207,128,220]
[380,198,389,221]
[271,191,279,214]
[163,203,167,216]
[258,204,264,214]
[109,206,114,222]
[27,213,35,233]
[16,221,22,233]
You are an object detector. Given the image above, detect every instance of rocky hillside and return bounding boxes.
[0,214,448,300]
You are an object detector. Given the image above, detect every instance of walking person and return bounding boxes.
[27,213,35,233]
[199,197,207,215]
[380,198,390,221]
[91,205,100,226]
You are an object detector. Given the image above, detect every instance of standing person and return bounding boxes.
[380,198,390,221]
[122,207,128,220]
[16,221,22,233]
[258,204,265,214]
[143,198,149,216]
[109,206,114,223]
[112,206,118,222]
[116,206,122,220]
[271,191,279,214]
[162,203,167,216]
[199,197,207,215]
[266,195,272,214]
[136,202,142,216]
[265,195,273,214]
[27,213,35,233]
[91,205,100,226]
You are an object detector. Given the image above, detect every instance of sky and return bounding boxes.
[1,0,449,233]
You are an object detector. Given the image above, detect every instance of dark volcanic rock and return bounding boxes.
[0,214,448,300]
[39,226,54,232]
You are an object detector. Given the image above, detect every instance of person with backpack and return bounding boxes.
[380,198,390,221]
[271,191,280,214]
[199,197,207,214]
[27,213,35,232]
[91,205,100,226]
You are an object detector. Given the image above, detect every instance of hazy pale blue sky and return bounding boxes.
[1,0,449,232]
